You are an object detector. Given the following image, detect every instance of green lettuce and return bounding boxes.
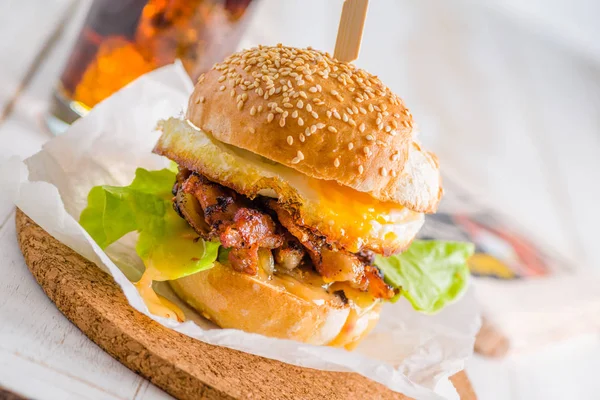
[79,168,471,313]
[80,168,219,281]
[375,241,474,313]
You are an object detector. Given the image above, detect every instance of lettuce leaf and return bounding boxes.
[80,168,219,281]
[79,168,471,313]
[375,241,474,313]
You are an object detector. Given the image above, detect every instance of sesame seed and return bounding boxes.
[310,125,317,134]
[348,142,354,150]
[219,85,226,91]
[334,157,340,168]
[363,146,371,156]
[287,135,293,145]
[267,113,274,122]
[366,135,374,141]
[328,126,338,133]
[299,133,306,142]
[291,150,304,164]
[380,167,388,177]
[376,117,382,125]
[249,127,256,134]
[210,45,408,139]
[306,104,312,112]
[391,170,397,177]
[343,113,349,122]
[258,105,263,112]
[279,116,286,127]
[237,101,244,110]
[298,117,304,126]
[358,165,364,174]
[316,123,326,129]
[311,111,319,119]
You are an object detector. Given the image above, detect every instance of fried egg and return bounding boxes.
[154,118,424,255]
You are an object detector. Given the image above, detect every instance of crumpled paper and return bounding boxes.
[0,63,480,400]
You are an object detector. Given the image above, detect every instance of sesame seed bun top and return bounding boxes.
[186,44,442,213]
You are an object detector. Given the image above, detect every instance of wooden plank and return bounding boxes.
[0,213,170,400]
[0,0,90,227]
[0,0,73,118]
[0,349,128,400]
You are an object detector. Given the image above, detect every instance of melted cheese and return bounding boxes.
[326,283,381,349]
[134,267,186,322]
[259,268,381,349]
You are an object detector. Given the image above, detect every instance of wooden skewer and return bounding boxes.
[334,0,369,63]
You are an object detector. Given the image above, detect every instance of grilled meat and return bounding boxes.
[174,172,395,299]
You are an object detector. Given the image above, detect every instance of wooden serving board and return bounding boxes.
[15,209,476,400]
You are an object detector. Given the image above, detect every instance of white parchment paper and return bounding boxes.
[0,64,480,400]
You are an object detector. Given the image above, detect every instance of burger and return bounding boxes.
[80,44,473,350]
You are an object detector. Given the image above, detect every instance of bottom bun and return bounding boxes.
[169,262,382,348]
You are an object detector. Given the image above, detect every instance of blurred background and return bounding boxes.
[2,0,600,398]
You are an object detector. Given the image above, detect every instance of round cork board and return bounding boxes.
[15,209,476,400]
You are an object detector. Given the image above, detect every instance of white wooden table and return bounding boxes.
[1,1,599,399]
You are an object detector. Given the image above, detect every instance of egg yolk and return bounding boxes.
[310,179,401,242]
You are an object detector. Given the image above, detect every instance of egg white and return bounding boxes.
[154,118,424,254]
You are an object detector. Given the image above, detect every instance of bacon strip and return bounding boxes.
[176,173,394,299]
[266,200,395,299]
[181,174,283,274]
